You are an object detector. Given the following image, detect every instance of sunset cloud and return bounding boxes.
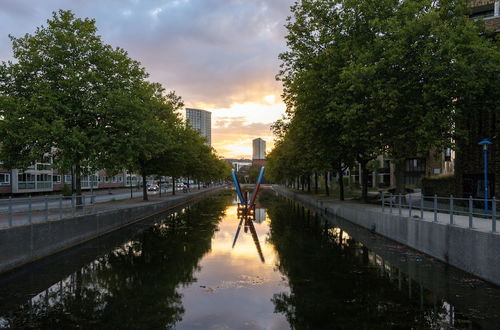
[0,0,291,157]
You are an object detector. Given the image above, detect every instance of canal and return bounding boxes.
[0,190,498,329]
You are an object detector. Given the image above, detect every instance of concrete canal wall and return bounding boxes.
[0,186,226,274]
[274,187,500,286]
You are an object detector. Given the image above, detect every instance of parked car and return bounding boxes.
[147,184,159,191]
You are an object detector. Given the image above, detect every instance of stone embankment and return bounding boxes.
[274,186,500,286]
[0,186,227,274]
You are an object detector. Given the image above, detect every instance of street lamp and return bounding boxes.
[478,138,492,215]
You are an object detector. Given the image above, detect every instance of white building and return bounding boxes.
[252,138,266,160]
[186,108,212,146]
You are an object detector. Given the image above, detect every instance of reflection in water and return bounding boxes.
[0,195,231,329]
[232,205,266,263]
[0,191,498,329]
[266,198,500,329]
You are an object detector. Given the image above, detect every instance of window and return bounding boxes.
[118,176,123,182]
[471,3,495,19]
[444,148,452,162]
[0,173,10,185]
[405,158,425,172]
[53,175,62,183]
[18,173,35,182]
[36,163,52,171]
[112,177,117,183]
[37,174,51,182]
[64,175,72,183]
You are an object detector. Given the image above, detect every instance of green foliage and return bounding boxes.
[268,0,499,198]
[0,10,230,201]
[61,184,72,196]
[422,175,457,197]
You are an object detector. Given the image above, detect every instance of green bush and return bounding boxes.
[61,184,72,196]
[422,175,456,197]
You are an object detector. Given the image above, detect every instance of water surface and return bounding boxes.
[0,191,498,329]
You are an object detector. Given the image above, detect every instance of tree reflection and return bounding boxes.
[4,194,232,329]
[267,200,454,329]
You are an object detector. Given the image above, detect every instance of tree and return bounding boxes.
[271,0,498,201]
[104,82,184,201]
[0,10,148,200]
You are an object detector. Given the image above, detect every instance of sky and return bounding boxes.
[0,0,292,159]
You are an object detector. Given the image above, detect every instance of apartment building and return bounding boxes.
[0,162,144,196]
[471,0,500,31]
[186,108,212,146]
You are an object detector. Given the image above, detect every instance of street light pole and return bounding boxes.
[478,138,492,215]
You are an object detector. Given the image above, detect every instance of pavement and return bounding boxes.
[0,185,221,228]
[280,187,499,234]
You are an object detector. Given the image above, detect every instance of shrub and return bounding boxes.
[61,184,72,196]
[422,175,456,197]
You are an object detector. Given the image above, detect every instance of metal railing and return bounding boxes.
[0,194,99,228]
[0,184,223,229]
[380,193,497,233]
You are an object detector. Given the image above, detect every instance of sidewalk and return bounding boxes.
[274,186,500,285]
[0,186,221,229]
[277,187,498,234]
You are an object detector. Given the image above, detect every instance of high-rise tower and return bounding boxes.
[185,108,212,146]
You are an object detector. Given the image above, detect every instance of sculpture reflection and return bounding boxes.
[232,204,266,263]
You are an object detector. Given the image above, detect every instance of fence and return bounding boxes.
[0,194,100,228]
[380,193,498,233]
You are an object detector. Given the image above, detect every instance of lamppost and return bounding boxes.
[478,138,492,215]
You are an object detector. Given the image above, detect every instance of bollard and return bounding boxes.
[398,194,402,216]
[449,195,454,225]
[409,194,412,217]
[492,197,496,233]
[8,196,12,227]
[59,195,63,219]
[28,195,32,224]
[433,194,437,222]
[44,195,48,221]
[390,194,393,214]
[420,195,424,219]
[381,192,385,213]
[469,196,473,229]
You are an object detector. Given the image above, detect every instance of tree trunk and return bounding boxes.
[314,172,318,194]
[198,180,201,190]
[142,170,148,201]
[324,171,330,196]
[360,159,369,203]
[71,166,75,195]
[172,177,176,195]
[338,163,345,201]
[307,174,311,193]
[129,172,133,199]
[394,160,405,194]
[301,176,305,191]
[75,162,82,206]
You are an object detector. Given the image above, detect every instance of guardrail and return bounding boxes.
[0,185,222,229]
[380,193,497,233]
[0,194,101,228]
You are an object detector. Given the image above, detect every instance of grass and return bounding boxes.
[288,183,379,203]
